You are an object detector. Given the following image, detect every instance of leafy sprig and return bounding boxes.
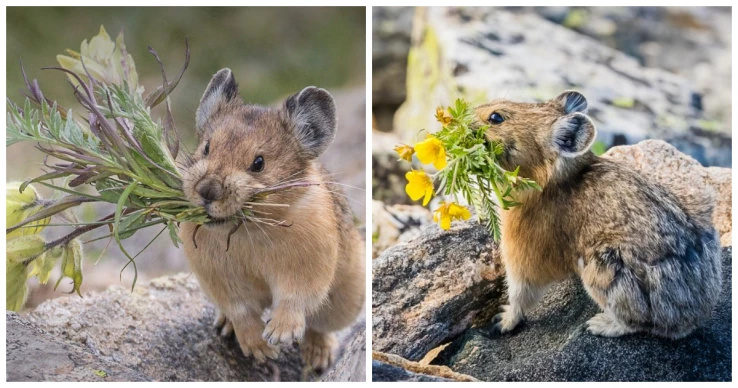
[397,98,541,240]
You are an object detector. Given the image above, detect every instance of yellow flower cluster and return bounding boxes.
[433,201,471,230]
[394,106,473,230]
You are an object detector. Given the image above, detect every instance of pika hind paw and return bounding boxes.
[491,305,523,334]
[262,314,306,346]
[301,330,338,373]
[213,312,234,337]
[586,313,637,337]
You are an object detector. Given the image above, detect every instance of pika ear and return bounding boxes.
[552,112,597,157]
[196,68,240,135]
[554,90,588,114]
[284,86,337,158]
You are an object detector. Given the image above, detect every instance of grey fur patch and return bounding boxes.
[284,86,337,159]
[196,68,240,136]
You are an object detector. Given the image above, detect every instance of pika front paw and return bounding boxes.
[492,304,523,334]
[262,314,306,346]
[231,313,280,362]
[238,335,280,362]
[301,330,338,373]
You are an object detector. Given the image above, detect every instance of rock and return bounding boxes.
[372,6,414,131]
[526,7,732,133]
[8,273,365,382]
[7,312,149,382]
[434,247,732,381]
[372,360,452,382]
[604,140,731,245]
[371,200,433,259]
[394,7,730,166]
[372,221,503,361]
[372,351,477,381]
[321,324,367,382]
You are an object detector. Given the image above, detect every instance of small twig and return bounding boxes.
[192,224,202,249]
[225,220,244,251]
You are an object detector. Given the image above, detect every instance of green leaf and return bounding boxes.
[6,259,29,311]
[167,221,182,248]
[29,247,60,285]
[114,181,140,290]
[6,235,46,264]
[55,240,83,296]
[6,195,93,235]
[116,211,147,240]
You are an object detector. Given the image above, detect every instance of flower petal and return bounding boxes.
[405,181,425,201]
[414,140,435,165]
[433,146,447,170]
[440,215,451,230]
[422,185,433,206]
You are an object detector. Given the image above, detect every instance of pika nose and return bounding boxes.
[196,180,223,204]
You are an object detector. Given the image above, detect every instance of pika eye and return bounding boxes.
[203,140,210,156]
[251,155,264,172]
[488,112,505,125]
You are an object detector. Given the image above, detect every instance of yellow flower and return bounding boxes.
[415,136,447,170]
[433,201,471,230]
[435,107,452,126]
[394,144,415,162]
[405,170,434,206]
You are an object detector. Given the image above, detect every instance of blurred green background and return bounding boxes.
[6,6,366,308]
[7,6,365,177]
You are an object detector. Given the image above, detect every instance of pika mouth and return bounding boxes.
[204,216,237,227]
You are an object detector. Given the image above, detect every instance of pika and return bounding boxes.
[476,91,722,339]
[180,69,365,371]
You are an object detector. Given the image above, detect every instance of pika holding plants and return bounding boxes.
[180,69,365,371]
[477,91,722,339]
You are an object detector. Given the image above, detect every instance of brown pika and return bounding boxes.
[475,91,722,339]
[180,69,365,371]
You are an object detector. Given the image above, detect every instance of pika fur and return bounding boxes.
[180,69,365,371]
[476,91,722,339]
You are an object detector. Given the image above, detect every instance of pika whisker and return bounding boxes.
[244,201,290,208]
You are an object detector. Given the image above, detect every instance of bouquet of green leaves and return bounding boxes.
[394,99,540,241]
[5,26,263,309]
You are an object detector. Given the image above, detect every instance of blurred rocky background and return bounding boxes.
[6,6,366,309]
[372,6,732,381]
